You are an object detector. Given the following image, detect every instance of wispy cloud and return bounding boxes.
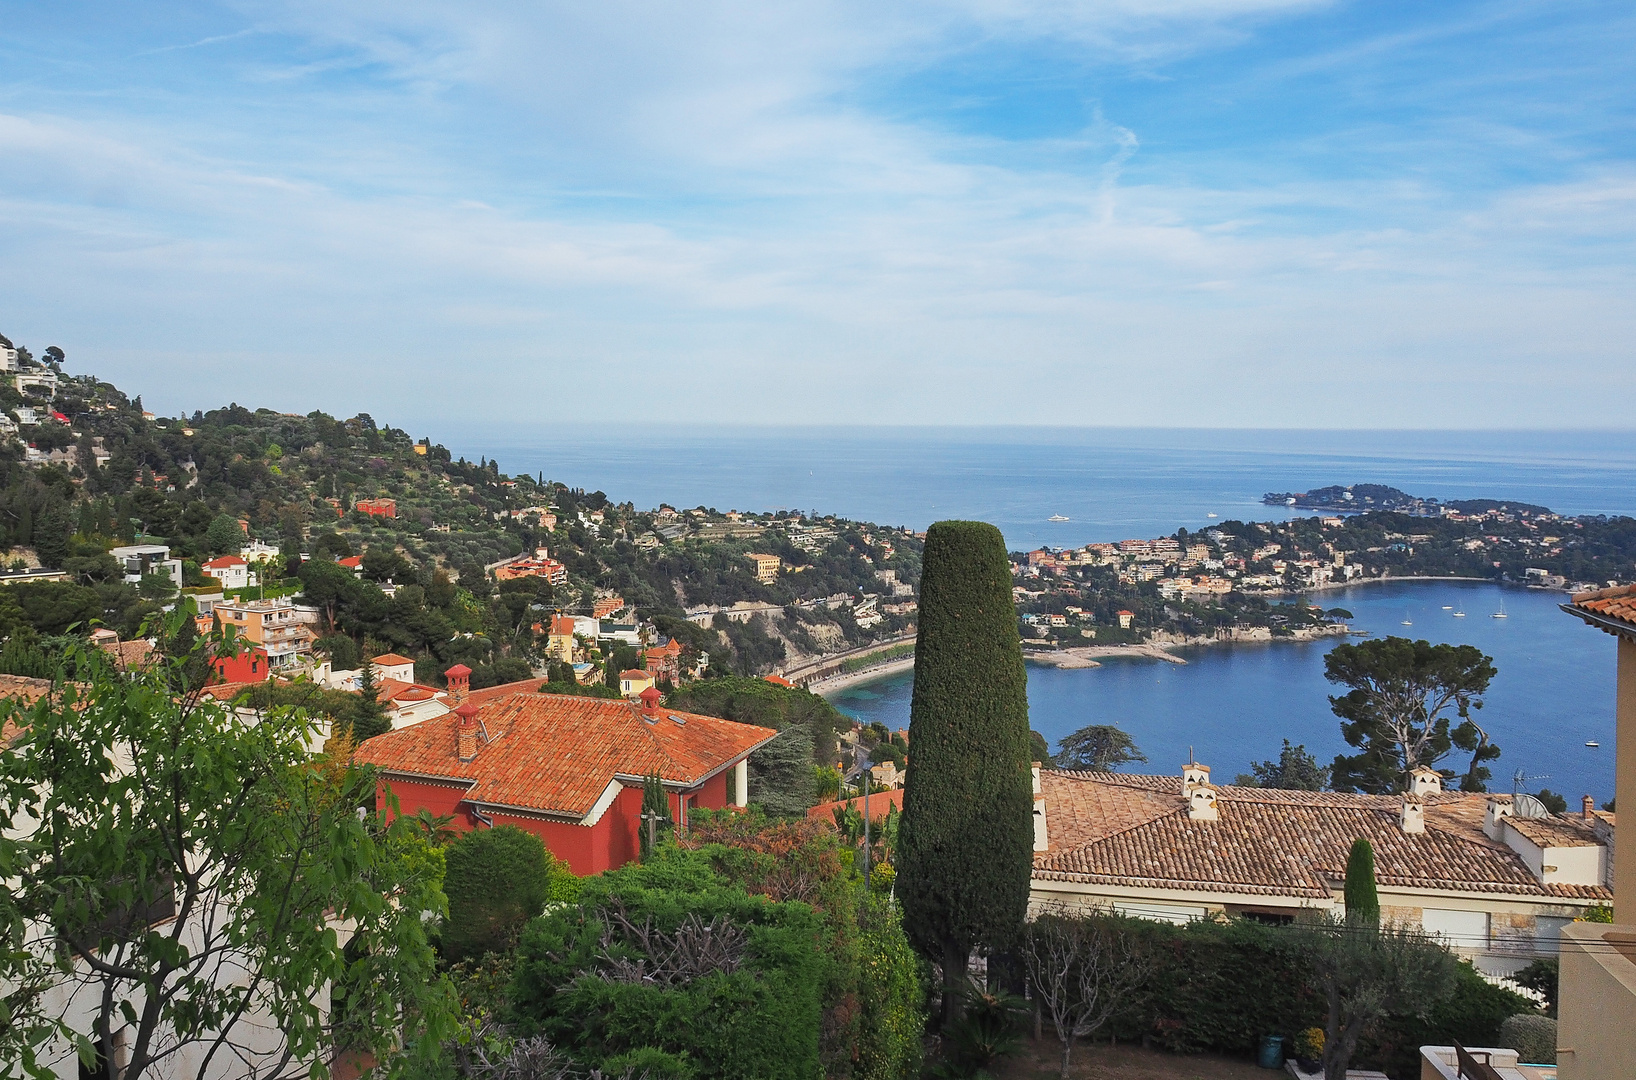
[0,0,1630,428]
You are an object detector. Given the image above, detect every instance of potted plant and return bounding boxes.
[1293,1027,1324,1074]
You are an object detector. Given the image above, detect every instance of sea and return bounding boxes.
[435,424,1636,803]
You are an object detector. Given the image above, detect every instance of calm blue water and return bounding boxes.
[440,425,1636,552]
[830,581,1618,804]
[429,425,1634,802]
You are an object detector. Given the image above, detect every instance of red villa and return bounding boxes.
[353,675,779,875]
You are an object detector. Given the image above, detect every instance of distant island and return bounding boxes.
[1263,483,1555,520]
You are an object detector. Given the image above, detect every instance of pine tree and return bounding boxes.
[896,520,1034,1029]
[1344,838,1380,924]
[350,662,391,742]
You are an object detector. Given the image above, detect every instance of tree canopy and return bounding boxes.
[0,616,454,1079]
[1324,637,1499,794]
[896,520,1033,1029]
[1054,724,1146,773]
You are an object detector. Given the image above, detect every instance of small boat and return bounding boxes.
[1453,610,1466,618]
[1586,741,1600,748]
[1401,612,1413,625]
[1492,599,1508,619]
[1049,514,1069,522]
[1441,605,1452,610]
[1206,513,1217,518]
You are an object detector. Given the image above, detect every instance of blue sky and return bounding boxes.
[0,1,1632,428]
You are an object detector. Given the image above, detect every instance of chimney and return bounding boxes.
[1188,785,1218,822]
[1182,760,1211,796]
[445,664,472,703]
[1400,793,1426,834]
[639,686,663,715]
[456,703,481,762]
[1583,794,1596,820]
[1484,798,1513,840]
[1408,766,1443,797]
[1032,763,1048,851]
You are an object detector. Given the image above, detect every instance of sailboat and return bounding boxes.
[1049,514,1069,522]
[1452,607,1466,618]
[1401,612,1413,625]
[1491,597,1508,619]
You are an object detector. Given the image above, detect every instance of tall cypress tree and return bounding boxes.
[897,520,1033,1028]
[1344,837,1380,924]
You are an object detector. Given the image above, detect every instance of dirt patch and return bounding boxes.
[996,1037,1270,1080]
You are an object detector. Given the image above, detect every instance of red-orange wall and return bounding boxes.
[375,762,740,877]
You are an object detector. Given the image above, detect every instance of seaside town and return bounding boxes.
[0,337,1631,1080]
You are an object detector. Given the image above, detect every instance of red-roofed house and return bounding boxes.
[644,637,684,684]
[353,684,779,874]
[355,498,396,519]
[201,554,250,590]
[337,555,364,575]
[370,653,416,684]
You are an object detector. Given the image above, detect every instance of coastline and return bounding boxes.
[810,656,916,696]
[813,578,1568,696]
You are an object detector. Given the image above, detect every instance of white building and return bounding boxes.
[108,544,183,587]
[200,555,250,591]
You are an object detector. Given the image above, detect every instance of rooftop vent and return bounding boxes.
[669,714,687,726]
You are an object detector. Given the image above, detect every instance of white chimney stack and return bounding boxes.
[1182,760,1211,795]
[1188,785,1219,822]
[1400,793,1426,834]
[1484,798,1513,840]
[1408,766,1443,797]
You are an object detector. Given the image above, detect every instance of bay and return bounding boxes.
[427,423,1634,803]
[829,580,1618,805]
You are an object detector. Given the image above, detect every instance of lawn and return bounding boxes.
[996,1037,1272,1080]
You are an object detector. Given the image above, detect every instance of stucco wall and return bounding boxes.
[1557,920,1636,1079]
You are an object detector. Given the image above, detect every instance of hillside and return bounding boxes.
[0,332,921,686]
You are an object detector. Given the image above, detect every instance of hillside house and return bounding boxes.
[546,615,578,664]
[201,554,250,591]
[1031,761,1611,977]
[619,669,655,697]
[353,682,778,875]
[355,498,396,519]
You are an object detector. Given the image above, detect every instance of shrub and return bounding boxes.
[1499,1014,1556,1065]
[442,826,570,963]
[508,848,825,1080]
[855,897,926,1080]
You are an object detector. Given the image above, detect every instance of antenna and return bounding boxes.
[1512,769,1551,798]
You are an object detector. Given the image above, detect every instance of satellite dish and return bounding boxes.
[1512,794,1550,819]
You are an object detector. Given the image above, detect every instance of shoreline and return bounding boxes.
[810,656,916,696]
[813,577,1566,696]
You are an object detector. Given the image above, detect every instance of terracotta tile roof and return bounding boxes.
[1035,771,1611,902]
[1563,584,1636,639]
[1503,815,1603,848]
[0,674,56,744]
[99,639,157,672]
[202,555,247,568]
[807,788,904,821]
[550,616,576,636]
[354,693,780,819]
[619,669,651,680]
[372,653,415,666]
[462,676,550,708]
[374,678,447,705]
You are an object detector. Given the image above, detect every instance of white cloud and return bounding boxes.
[0,1,1630,429]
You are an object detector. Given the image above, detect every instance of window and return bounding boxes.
[1535,915,1574,956]
[1421,908,1489,950]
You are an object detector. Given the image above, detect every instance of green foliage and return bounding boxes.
[898,521,1034,1018]
[1512,957,1558,1016]
[0,613,455,1078]
[667,675,848,769]
[1325,637,1498,794]
[745,724,817,816]
[1054,724,1146,772]
[1499,1014,1556,1064]
[205,512,244,554]
[640,773,671,859]
[1343,839,1380,924]
[441,825,566,963]
[853,898,926,1079]
[1236,740,1331,790]
[1582,903,1613,923]
[1028,729,1054,767]
[508,847,825,1080]
[1534,788,1568,815]
[351,660,392,742]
